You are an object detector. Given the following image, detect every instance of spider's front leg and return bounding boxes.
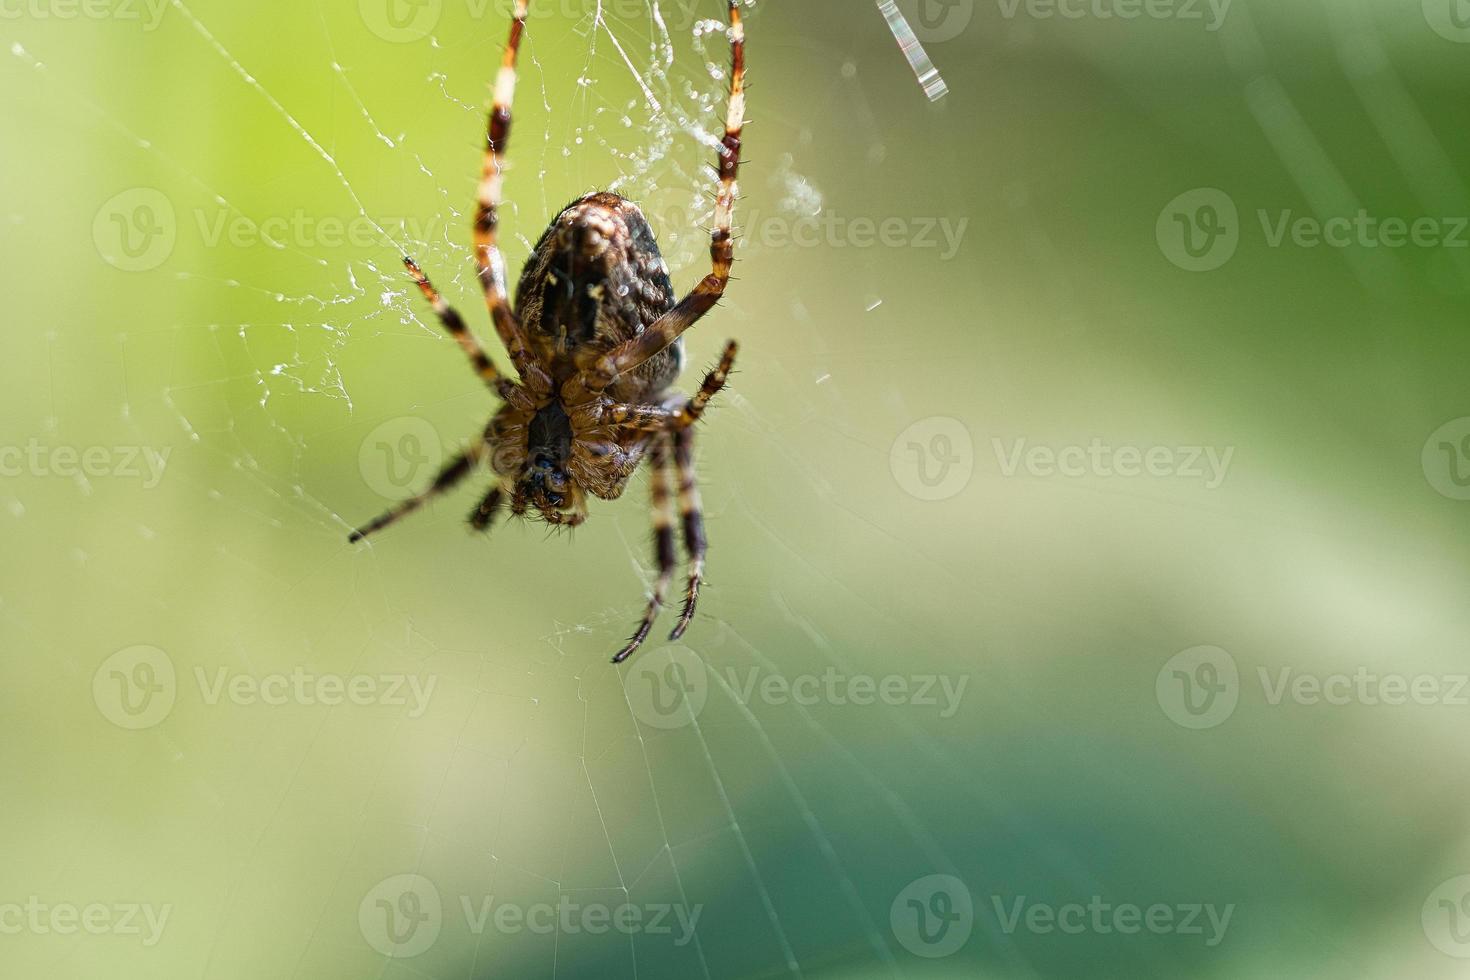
[402,257,518,400]
[583,0,745,392]
[349,440,485,542]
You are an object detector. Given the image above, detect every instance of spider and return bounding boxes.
[349,0,746,664]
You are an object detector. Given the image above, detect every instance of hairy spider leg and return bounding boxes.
[402,256,518,400]
[669,425,708,640]
[468,485,504,531]
[586,0,746,389]
[597,341,739,433]
[349,440,486,543]
[474,0,539,380]
[674,340,738,427]
[613,433,677,663]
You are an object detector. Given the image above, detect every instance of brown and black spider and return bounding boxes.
[349,0,746,663]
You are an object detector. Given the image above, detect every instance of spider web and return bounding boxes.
[0,1,1082,977]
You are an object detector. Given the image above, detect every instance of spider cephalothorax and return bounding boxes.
[349,0,747,663]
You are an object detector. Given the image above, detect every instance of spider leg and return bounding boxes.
[348,441,484,543]
[542,506,587,527]
[468,484,504,531]
[600,404,678,430]
[403,257,518,400]
[586,1,745,389]
[598,341,738,433]
[613,433,676,663]
[672,340,738,428]
[474,0,539,380]
[669,425,708,640]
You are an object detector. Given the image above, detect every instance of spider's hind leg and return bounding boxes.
[669,425,708,641]
[612,433,676,664]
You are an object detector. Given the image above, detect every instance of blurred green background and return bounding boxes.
[5,0,1470,976]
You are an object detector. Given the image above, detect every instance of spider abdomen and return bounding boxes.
[514,192,683,398]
